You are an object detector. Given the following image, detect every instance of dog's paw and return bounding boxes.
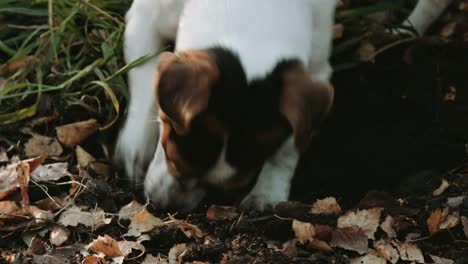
[114,118,159,186]
[239,193,279,212]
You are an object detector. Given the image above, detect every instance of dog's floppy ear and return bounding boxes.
[279,64,334,153]
[155,50,219,135]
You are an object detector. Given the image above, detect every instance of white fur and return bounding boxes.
[204,136,237,185]
[115,0,186,184]
[404,0,453,35]
[240,136,299,211]
[120,0,452,211]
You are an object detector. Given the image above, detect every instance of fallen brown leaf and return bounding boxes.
[380,215,396,238]
[447,196,466,208]
[56,119,99,147]
[18,162,30,207]
[0,163,20,200]
[331,226,369,254]
[350,250,387,264]
[82,255,105,264]
[462,216,468,239]
[28,205,53,224]
[392,215,417,233]
[76,146,96,168]
[307,239,333,252]
[34,196,63,211]
[206,205,239,221]
[118,200,145,221]
[168,243,187,264]
[427,208,460,235]
[374,239,399,264]
[337,208,382,239]
[58,205,111,229]
[118,240,145,257]
[50,226,70,246]
[0,56,37,76]
[430,254,455,264]
[176,220,205,240]
[358,41,376,63]
[24,135,63,158]
[31,162,69,182]
[29,236,47,255]
[0,200,23,224]
[433,178,450,196]
[310,197,341,216]
[292,219,315,244]
[396,241,424,263]
[86,235,123,257]
[125,210,163,237]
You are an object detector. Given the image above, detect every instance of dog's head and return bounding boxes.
[155,47,333,188]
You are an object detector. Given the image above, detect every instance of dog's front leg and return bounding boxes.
[240,136,299,212]
[403,0,453,35]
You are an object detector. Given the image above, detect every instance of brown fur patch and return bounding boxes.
[280,64,334,152]
[155,50,220,135]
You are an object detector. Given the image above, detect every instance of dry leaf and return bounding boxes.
[310,197,341,215]
[430,255,455,264]
[176,220,205,240]
[18,162,31,207]
[87,235,123,257]
[206,205,239,221]
[75,146,96,168]
[350,250,387,264]
[0,200,22,224]
[292,219,315,244]
[0,148,8,162]
[143,254,168,264]
[0,56,36,76]
[374,239,399,264]
[0,163,20,200]
[380,215,396,238]
[118,240,145,257]
[50,226,70,246]
[307,239,333,252]
[29,205,54,224]
[34,196,63,211]
[447,196,465,208]
[125,210,163,237]
[392,215,417,233]
[462,216,468,239]
[358,41,376,63]
[29,236,47,255]
[396,241,424,263]
[331,226,369,254]
[118,200,145,221]
[83,255,105,264]
[168,243,187,264]
[56,119,99,147]
[433,178,450,196]
[58,206,111,229]
[31,162,68,182]
[337,208,382,239]
[427,208,460,235]
[24,135,63,157]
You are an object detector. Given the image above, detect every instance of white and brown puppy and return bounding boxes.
[115,0,454,211]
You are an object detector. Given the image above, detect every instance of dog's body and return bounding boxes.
[115,0,454,211]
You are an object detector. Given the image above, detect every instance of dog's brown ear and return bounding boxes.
[155,50,219,135]
[279,64,334,153]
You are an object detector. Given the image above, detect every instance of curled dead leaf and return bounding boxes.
[374,239,399,264]
[58,206,111,229]
[433,178,450,196]
[176,220,205,240]
[380,215,396,238]
[168,243,188,264]
[31,162,69,182]
[396,241,424,263]
[331,226,369,254]
[56,119,99,147]
[87,235,123,257]
[28,205,54,224]
[310,197,341,216]
[76,146,96,168]
[337,208,382,239]
[24,135,63,158]
[427,208,460,235]
[125,210,163,237]
[50,226,70,246]
[292,219,315,244]
[430,255,455,264]
[206,205,239,221]
[118,200,145,221]
[350,250,387,264]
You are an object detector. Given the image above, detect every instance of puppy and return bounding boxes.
[115,0,454,211]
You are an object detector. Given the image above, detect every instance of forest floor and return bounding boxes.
[1,0,467,263]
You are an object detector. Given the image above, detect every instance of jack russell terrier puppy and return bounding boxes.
[114,0,454,211]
